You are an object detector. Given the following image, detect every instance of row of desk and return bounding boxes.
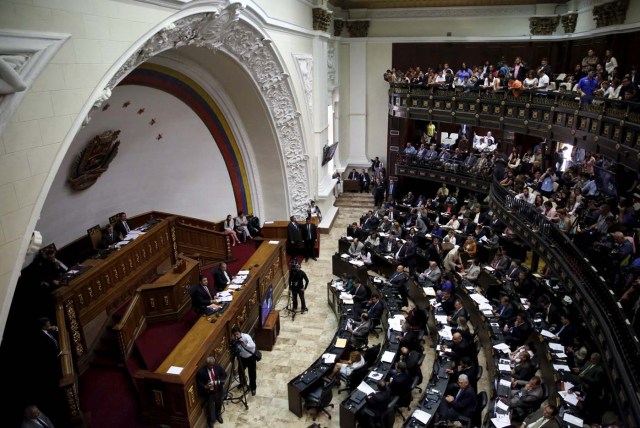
[288,266,408,427]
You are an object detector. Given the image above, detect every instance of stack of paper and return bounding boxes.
[559,391,579,406]
[381,351,396,363]
[563,413,583,427]
[335,338,347,348]
[340,253,350,259]
[357,381,376,395]
[349,259,365,267]
[540,329,557,339]
[498,364,511,372]
[423,287,436,297]
[493,343,511,353]
[435,315,449,324]
[491,415,511,428]
[495,400,510,412]
[412,409,432,424]
[322,353,337,364]
[549,343,565,353]
[553,363,571,372]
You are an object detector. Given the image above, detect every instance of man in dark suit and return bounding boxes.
[389,264,409,308]
[363,380,392,418]
[521,405,561,428]
[211,262,232,292]
[401,237,417,275]
[287,215,302,257]
[351,279,368,312]
[113,212,132,240]
[448,299,468,326]
[21,405,55,428]
[100,224,117,249]
[438,374,477,421]
[196,356,227,427]
[347,168,360,180]
[367,294,384,323]
[386,179,399,202]
[554,314,575,346]
[190,276,220,315]
[347,222,364,240]
[389,361,413,397]
[302,217,317,262]
[359,168,370,193]
[494,296,516,326]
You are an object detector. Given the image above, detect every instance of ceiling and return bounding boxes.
[328,0,566,9]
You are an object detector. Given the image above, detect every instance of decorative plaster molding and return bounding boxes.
[561,13,578,33]
[327,46,336,84]
[312,8,332,32]
[102,3,310,217]
[529,16,560,36]
[292,54,313,119]
[333,19,344,36]
[364,4,536,19]
[0,30,70,137]
[346,21,370,37]
[592,0,629,28]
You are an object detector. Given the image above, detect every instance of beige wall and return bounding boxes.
[0,0,173,339]
[366,42,392,165]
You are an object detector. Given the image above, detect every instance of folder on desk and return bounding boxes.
[335,338,347,348]
[381,351,395,363]
[423,287,436,297]
[412,409,432,424]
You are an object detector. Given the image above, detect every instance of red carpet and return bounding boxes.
[79,240,257,427]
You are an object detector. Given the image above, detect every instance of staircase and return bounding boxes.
[335,191,375,209]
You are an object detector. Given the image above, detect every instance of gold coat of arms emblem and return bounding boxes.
[68,130,120,191]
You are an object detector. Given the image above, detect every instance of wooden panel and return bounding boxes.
[136,241,287,427]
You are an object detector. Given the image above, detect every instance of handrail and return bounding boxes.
[489,181,640,424]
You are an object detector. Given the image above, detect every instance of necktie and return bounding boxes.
[556,324,566,337]
[307,225,312,239]
[37,418,49,428]
[124,221,130,233]
[500,306,505,316]
[209,367,216,390]
[203,286,212,299]
[46,331,59,350]
[455,387,463,402]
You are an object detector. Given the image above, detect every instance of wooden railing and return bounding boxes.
[388,84,640,172]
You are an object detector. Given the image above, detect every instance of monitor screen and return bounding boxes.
[261,285,273,327]
[322,142,339,166]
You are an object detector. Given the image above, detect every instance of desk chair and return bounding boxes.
[87,225,102,251]
[304,377,335,421]
[413,353,426,393]
[338,364,369,394]
[459,391,488,428]
[395,376,419,421]
[361,395,399,428]
[370,317,383,338]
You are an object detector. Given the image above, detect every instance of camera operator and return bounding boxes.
[288,261,309,313]
[231,326,258,396]
[196,356,227,427]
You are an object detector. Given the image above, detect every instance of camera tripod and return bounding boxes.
[280,289,308,321]
[223,352,248,409]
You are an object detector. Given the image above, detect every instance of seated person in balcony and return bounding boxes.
[507,77,524,97]
[190,276,221,315]
[507,376,543,419]
[416,143,428,159]
[425,144,439,161]
[403,142,417,156]
[223,214,242,246]
[348,238,364,256]
[234,211,253,241]
[437,148,451,163]
[328,350,365,385]
[515,186,536,204]
[347,312,371,349]
[438,373,477,422]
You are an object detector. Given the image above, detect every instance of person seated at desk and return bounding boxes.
[443,229,457,245]
[398,346,422,382]
[504,313,532,350]
[442,332,475,367]
[340,274,355,293]
[366,294,384,324]
[101,224,117,249]
[459,218,476,235]
[538,298,562,331]
[377,215,392,233]
[444,216,460,231]
[494,296,516,326]
[552,314,575,347]
[347,312,371,349]
[347,222,364,240]
[362,211,380,232]
[361,380,392,423]
[462,235,477,258]
[389,221,403,237]
[389,361,413,397]
[513,271,535,298]
[415,213,429,234]
[405,305,428,332]
[446,356,477,393]
[211,262,232,292]
[427,237,443,264]
[37,247,69,289]
[506,376,544,420]
[460,258,481,282]
[351,279,368,311]
[417,261,442,287]
[358,247,373,267]
[504,259,523,282]
[437,374,477,422]
[511,352,536,387]
[364,232,380,248]
[401,191,415,206]
[190,276,221,316]
[396,322,420,352]
[381,234,397,254]
[328,350,365,386]
[453,317,474,344]
[437,290,456,316]
[519,405,560,428]
[509,342,535,365]
[348,238,364,257]
[113,212,132,240]
[448,299,468,326]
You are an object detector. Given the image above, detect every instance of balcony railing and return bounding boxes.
[388,84,640,172]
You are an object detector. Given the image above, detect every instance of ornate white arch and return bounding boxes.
[97,2,310,216]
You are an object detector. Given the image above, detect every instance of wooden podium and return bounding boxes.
[255,310,280,351]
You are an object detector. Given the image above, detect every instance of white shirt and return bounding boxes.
[537,74,549,91]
